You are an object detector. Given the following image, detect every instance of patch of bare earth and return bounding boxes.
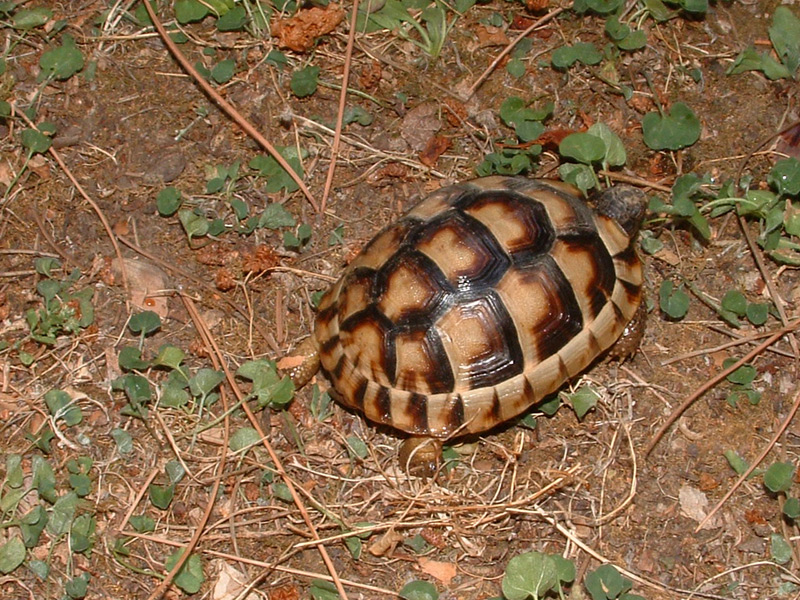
[1,1,799,599]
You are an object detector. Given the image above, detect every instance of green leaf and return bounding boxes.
[677,0,707,14]
[399,580,439,600]
[128,311,161,336]
[20,506,48,548]
[166,460,185,484]
[724,360,756,386]
[0,537,26,574]
[585,564,632,600]
[764,462,795,493]
[552,42,602,69]
[565,385,600,419]
[587,122,626,167]
[189,368,224,397]
[165,550,205,594]
[769,158,800,197]
[584,0,625,14]
[118,346,149,370]
[45,388,82,426]
[721,290,747,316]
[559,163,598,194]
[217,5,247,30]
[211,59,235,84]
[644,0,676,21]
[642,102,700,150]
[727,46,791,80]
[746,303,769,326]
[32,455,57,503]
[771,533,793,564]
[178,208,210,239]
[343,106,373,126]
[111,428,133,454]
[502,551,560,600]
[259,203,296,229]
[149,483,175,509]
[346,435,368,459]
[769,6,800,77]
[291,65,320,98]
[506,58,526,78]
[130,514,156,533]
[65,572,90,599]
[229,427,261,453]
[70,513,96,553]
[34,257,61,277]
[69,472,92,497]
[310,579,341,600]
[48,492,79,536]
[156,187,182,216]
[175,0,210,23]
[39,34,84,81]
[21,128,51,154]
[559,132,606,164]
[153,345,186,370]
[249,146,306,193]
[160,377,190,408]
[783,496,800,520]
[12,7,53,29]
[5,454,23,488]
[659,280,689,319]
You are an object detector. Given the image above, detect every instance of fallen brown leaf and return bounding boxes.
[418,557,457,586]
[273,4,345,52]
[419,135,449,167]
[474,24,510,48]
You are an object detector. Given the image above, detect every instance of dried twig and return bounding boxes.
[320,0,359,215]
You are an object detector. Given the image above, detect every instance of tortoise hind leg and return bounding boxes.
[284,337,321,389]
[609,299,646,361]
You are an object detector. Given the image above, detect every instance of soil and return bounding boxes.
[1,2,800,600]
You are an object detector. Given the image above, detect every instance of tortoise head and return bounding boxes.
[593,185,647,239]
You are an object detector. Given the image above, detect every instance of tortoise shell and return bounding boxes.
[314,176,645,439]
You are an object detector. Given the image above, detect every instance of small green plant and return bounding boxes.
[23,260,94,352]
[702,158,800,264]
[641,102,701,151]
[0,445,96,592]
[291,65,320,98]
[584,564,645,600]
[502,550,575,599]
[476,97,552,176]
[728,6,799,81]
[359,0,476,60]
[604,17,646,51]
[551,42,602,70]
[558,122,626,193]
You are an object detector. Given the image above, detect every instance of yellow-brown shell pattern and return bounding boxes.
[314,177,645,438]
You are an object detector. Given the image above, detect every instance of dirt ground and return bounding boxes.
[1,1,800,599]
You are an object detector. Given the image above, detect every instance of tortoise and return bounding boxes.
[291,176,646,471]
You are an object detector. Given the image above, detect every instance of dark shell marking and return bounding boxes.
[315,176,645,438]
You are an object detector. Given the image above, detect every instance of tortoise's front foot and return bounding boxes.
[399,437,442,478]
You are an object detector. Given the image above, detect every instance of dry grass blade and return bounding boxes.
[141,1,319,212]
